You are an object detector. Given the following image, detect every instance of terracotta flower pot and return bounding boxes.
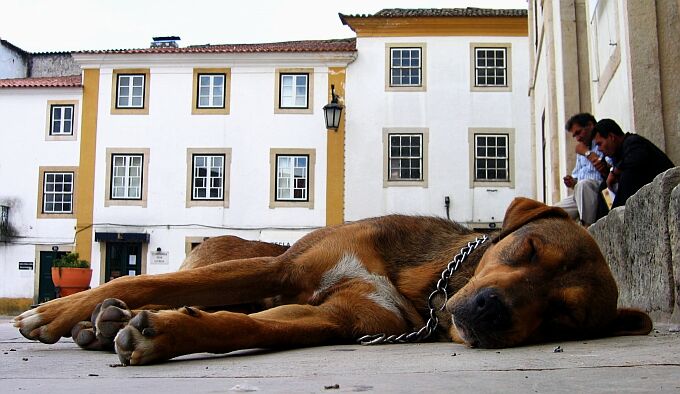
[51,267,93,297]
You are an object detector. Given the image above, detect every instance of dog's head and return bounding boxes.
[447,197,652,348]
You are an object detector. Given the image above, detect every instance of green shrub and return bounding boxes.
[53,252,90,268]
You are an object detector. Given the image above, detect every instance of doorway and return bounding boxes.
[105,242,142,282]
[38,250,67,303]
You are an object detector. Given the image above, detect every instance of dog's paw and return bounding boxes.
[13,298,84,344]
[71,298,132,351]
[114,310,178,365]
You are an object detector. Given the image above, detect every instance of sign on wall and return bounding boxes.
[18,261,33,270]
[150,251,169,265]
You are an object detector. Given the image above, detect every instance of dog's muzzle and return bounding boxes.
[448,288,512,348]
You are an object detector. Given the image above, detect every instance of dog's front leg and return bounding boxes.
[14,256,287,344]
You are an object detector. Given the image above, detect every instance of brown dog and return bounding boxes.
[14,198,652,365]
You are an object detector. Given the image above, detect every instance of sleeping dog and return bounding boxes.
[14,198,652,365]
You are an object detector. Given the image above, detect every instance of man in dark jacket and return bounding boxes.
[593,118,675,218]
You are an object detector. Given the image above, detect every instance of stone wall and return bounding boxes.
[589,167,680,322]
[28,53,80,78]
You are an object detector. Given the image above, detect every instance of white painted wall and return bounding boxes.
[0,43,27,78]
[0,87,81,297]
[345,36,533,227]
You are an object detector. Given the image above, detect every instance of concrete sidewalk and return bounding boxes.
[1,316,679,393]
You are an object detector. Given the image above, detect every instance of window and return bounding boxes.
[388,134,423,181]
[269,148,316,208]
[105,148,150,207]
[469,128,515,188]
[590,0,621,99]
[185,148,231,207]
[470,44,512,92]
[279,74,308,108]
[475,134,509,181]
[197,75,225,108]
[50,104,74,135]
[193,155,224,199]
[111,154,143,199]
[390,48,421,86]
[192,68,231,114]
[475,48,507,87]
[385,44,426,91]
[0,205,7,234]
[117,75,145,108]
[383,128,428,187]
[274,69,314,114]
[111,69,150,114]
[45,100,78,141]
[37,166,77,218]
[276,155,309,201]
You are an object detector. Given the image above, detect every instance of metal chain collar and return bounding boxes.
[357,234,489,345]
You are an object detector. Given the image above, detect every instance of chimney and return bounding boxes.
[150,36,181,48]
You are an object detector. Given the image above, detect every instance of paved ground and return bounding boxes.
[1,316,679,393]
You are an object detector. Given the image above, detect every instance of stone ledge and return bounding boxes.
[589,167,680,322]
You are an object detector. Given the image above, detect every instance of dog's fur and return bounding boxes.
[14,198,652,365]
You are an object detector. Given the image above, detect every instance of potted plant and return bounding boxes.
[51,252,93,297]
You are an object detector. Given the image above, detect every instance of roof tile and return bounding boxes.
[342,7,527,19]
[75,38,356,55]
[0,75,82,88]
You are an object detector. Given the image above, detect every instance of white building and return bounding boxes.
[0,75,82,303]
[341,9,532,227]
[1,7,533,308]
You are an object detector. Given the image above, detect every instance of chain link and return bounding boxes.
[357,234,489,345]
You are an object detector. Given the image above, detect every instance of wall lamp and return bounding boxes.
[323,84,344,130]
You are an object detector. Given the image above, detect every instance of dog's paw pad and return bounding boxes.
[114,311,160,365]
[94,298,132,343]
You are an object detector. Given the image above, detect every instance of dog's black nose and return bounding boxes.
[471,288,509,327]
[451,288,512,347]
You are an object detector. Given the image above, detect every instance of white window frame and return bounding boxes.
[45,100,79,141]
[390,47,422,87]
[385,43,427,92]
[105,148,149,207]
[42,171,74,214]
[469,128,515,188]
[49,104,74,136]
[388,134,423,182]
[116,74,145,109]
[185,148,231,208]
[590,0,621,100]
[279,73,309,109]
[111,154,144,200]
[269,148,315,208]
[197,74,226,109]
[276,155,309,202]
[470,43,512,92]
[474,48,507,87]
[192,154,225,200]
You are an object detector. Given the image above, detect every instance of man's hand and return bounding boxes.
[563,175,577,188]
[575,142,589,156]
[606,172,618,191]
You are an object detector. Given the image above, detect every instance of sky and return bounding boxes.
[2,0,527,53]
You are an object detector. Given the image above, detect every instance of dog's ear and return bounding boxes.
[608,308,653,336]
[496,197,569,241]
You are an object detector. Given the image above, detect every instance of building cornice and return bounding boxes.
[72,51,358,69]
[342,16,528,37]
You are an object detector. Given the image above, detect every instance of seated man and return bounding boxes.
[555,113,609,226]
[593,118,675,218]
